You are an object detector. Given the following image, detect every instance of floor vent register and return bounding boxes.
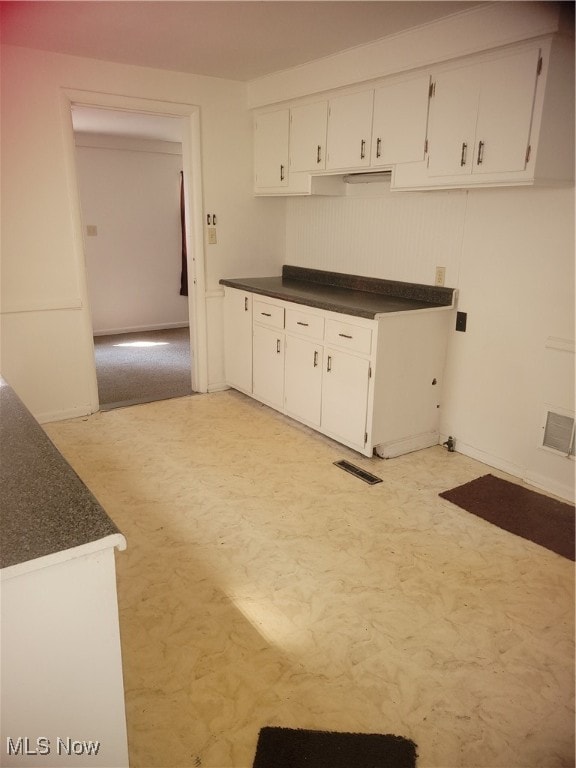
[333,460,382,485]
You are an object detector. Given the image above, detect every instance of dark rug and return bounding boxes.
[252,727,417,768]
[439,473,575,561]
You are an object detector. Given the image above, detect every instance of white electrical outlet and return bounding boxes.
[207,227,217,245]
[435,266,446,286]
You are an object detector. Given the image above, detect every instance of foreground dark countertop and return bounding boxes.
[0,378,122,571]
[220,265,455,319]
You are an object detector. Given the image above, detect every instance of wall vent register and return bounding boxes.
[543,411,575,457]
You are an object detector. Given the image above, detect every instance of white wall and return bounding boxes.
[286,182,467,286]
[248,2,564,107]
[442,185,575,501]
[0,45,286,419]
[286,182,575,501]
[75,135,188,335]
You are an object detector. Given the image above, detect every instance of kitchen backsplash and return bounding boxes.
[285,184,467,288]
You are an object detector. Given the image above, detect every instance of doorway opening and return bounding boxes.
[67,98,206,411]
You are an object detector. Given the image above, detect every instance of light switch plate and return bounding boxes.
[207,227,217,245]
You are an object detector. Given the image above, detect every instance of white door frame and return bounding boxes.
[60,89,208,412]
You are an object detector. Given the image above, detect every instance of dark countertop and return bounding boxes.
[0,378,122,571]
[220,265,455,319]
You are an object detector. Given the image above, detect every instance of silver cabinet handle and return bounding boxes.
[276,339,281,354]
[339,333,353,339]
[460,142,468,167]
[477,140,485,165]
[360,139,366,159]
[327,355,332,372]
[313,350,318,367]
[317,145,322,164]
[297,321,309,327]
[376,137,382,159]
[261,312,272,317]
[244,297,248,311]
[280,165,285,181]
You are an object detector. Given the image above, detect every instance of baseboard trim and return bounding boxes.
[375,431,439,459]
[443,436,575,503]
[208,383,229,393]
[523,470,575,504]
[37,405,94,424]
[443,438,524,480]
[93,322,189,336]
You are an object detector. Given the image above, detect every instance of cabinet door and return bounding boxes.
[371,75,431,166]
[321,350,370,448]
[427,64,480,177]
[284,336,323,426]
[326,90,373,170]
[254,110,289,188]
[223,288,252,393]
[473,48,540,174]
[290,101,328,172]
[253,324,284,409]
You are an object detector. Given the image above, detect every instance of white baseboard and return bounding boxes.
[207,382,229,393]
[442,435,575,503]
[37,404,94,424]
[444,438,524,479]
[375,431,439,458]
[93,322,189,336]
[523,470,575,504]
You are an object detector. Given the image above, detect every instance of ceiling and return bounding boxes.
[2,1,484,142]
[1,1,482,82]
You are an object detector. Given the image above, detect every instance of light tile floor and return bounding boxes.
[45,391,575,768]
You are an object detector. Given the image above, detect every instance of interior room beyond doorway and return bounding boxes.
[72,106,194,410]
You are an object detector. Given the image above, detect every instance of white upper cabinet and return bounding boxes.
[254,109,289,189]
[326,90,374,170]
[290,101,328,172]
[371,75,431,166]
[253,37,573,193]
[426,65,481,177]
[473,48,541,174]
[427,47,540,178]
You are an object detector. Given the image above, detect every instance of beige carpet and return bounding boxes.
[94,327,193,409]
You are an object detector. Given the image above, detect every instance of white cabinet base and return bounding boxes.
[223,286,455,459]
[375,430,440,459]
[1,546,129,768]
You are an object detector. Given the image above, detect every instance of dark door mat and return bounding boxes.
[439,473,575,561]
[252,727,417,768]
[334,460,382,485]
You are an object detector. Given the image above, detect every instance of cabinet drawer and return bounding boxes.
[253,299,285,329]
[325,319,372,354]
[285,308,324,339]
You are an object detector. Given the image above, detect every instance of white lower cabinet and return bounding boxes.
[284,335,323,426]
[321,349,370,449]
[223,288,253,393]
[253,323,285,409]
[223,287,452,457]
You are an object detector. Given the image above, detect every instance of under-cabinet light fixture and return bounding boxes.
[343,171,392,184]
